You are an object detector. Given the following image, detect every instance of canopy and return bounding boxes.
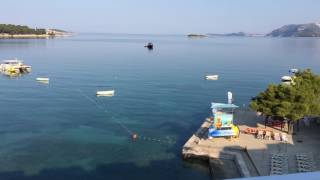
[211,103,238,109]
[2,60,22,63]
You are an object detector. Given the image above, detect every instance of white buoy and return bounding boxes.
[227,91,233,104]
[96,90,115,97]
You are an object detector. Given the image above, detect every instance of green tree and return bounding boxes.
[0,24,46,35]
[251,69,320,132]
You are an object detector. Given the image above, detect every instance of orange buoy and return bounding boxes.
[132,133,138,140]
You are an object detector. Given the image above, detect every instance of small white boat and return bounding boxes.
[36,77,49,81]
[281,76,295,85]
[96,90,115,97]
[36,77,50,84]
[205,74,219,80]
[281,76,292,82]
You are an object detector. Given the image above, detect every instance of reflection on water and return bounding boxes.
[1,71,22,78]
[0,39,48,50]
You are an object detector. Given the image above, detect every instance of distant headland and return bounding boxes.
[267,22,320,37]
[0,24,73,39]
[187,22,320,38]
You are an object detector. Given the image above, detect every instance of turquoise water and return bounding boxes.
[0,34,320,179]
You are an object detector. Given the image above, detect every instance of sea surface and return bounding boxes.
[0,34,319,180]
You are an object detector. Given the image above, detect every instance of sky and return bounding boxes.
[1,0,320,34]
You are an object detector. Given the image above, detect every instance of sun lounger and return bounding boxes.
[257,130,264,139]
[265,131,272,140]
[273,132,281,141]
[244,127,258,135]
[281,133,288,142]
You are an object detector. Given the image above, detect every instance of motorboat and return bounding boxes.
[144,42,153,49]
[96,90,115,97]
[205,74,219,80]
[281,75,296,85]
[0,59,31,74]
[281,76,292,82]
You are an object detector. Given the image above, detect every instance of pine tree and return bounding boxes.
[251,69,320,132]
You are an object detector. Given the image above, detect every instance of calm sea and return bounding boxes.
[0,34,319,180]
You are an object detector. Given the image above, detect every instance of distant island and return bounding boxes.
[0,24,72,39]
[188,22,320,38]
[267,22,320,37]
[207,32,264,37]
[187,34,207,38]
[187,32,263,38]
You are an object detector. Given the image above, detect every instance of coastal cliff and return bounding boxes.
[267,23,320,37]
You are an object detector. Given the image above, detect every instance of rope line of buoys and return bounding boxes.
[76,89,176,145]
[136,135,176,145]
[77,89,104,109]
[41,86,177,145]
[77,89,134,136]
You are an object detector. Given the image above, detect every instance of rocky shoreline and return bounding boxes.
[0,33,74,39]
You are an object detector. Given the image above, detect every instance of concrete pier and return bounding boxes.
[182,118,256,179]
[182,109,320,179]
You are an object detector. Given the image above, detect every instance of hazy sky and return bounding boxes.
[1,0,319,34]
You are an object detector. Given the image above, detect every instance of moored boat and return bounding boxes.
[205,74,219,80]
[144,42,153,49]
[36,77,50,81]
[281,75,296,85]
[0,59,32,74]
[96,90,115,97]
[281,76,292,82]
[36,77,50,83]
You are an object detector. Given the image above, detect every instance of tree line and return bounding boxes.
[251,69,320,122]
[0,24,46,35]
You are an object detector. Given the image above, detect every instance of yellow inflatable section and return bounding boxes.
[232,124,240,138]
